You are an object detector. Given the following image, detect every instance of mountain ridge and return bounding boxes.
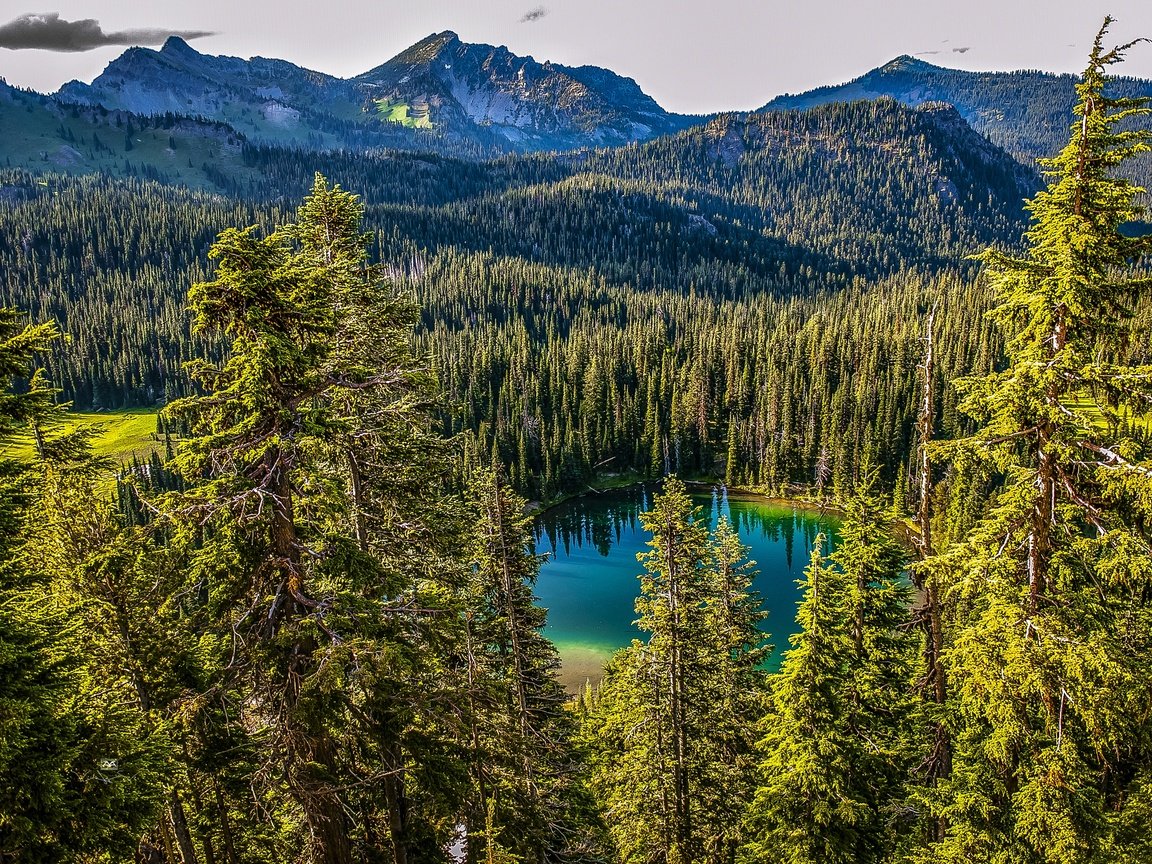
[759,54,1152,168]
[53,31,694,154]
[354,30,693,149]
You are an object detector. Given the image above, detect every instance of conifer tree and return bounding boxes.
[920,20,1152,862]
[162,176,470,863]
[462,467,606,863]
[741,537,857,864]
[582,477,765,863]
[0,311,167,862]
[743,476,914,864]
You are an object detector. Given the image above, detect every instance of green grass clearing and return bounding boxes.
[374,98,433,129]
[1065,393,1152,435]
[1,409,167,466]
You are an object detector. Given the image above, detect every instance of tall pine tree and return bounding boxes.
[582,477,765,863]
[920,20,1152,863]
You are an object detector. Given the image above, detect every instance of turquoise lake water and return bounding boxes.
[532,484,840,688]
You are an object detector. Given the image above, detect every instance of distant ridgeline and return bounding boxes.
[48,31,694,156]
[2,38,1149,499]
[1,35,1148,180]
[761,54,1152,187]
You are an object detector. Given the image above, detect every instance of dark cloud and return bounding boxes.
[0,12,214,52]
[915,50,942,56]
[520,6,548,23]
[952,46,971,54]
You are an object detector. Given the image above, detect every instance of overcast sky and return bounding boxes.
[0,1,1150,114]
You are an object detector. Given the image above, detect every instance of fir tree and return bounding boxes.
[462,467,606,863]
[920,20,1152,863]
[0,311,167,862]
[741,537,858,864]
[582,477,766,863]
[743,475,914,864]
[161,176,471,863]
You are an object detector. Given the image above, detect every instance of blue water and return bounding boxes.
[532,484,840,684]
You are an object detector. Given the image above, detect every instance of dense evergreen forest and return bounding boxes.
[0,95,1037,500]
[3,19,1152,864]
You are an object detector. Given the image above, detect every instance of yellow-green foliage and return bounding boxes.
[1065,392,1152,434]
[2,409,163,464]
[374,98,432,129]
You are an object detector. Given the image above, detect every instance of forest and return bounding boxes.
[0,94,1035,501]
[3,20,1152,864]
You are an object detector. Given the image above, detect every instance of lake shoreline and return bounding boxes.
[529,474,847,520]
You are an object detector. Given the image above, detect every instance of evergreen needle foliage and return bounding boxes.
[580,477,766,864]
[743,473,915,864]
[918,19,1152,863]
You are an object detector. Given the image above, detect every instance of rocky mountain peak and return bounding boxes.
[389,31,462,67]
[160,36,198,58]
[878,55,936,74]
[51,29,695,154]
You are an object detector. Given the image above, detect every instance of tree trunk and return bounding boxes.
[169,792,200,864]
[212,780,239,864]
[266,445,353,864]
[489,486,537,795]
[663,524,691,856]
[383,740,410,864]
[914,306,951,842]
[184,775,217,864]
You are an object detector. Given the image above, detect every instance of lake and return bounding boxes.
[532,483,841,690]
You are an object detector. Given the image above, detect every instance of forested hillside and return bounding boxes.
[761,52,1152,169]
[0,97,1035,498]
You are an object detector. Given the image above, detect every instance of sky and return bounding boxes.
[0,1,1150,114]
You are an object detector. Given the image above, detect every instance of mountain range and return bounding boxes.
[53,31,693,154]
[760,55,1152,169]
[0,31,1143,168]
[1,30,1149,190]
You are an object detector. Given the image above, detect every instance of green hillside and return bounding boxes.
[375,97,433,129]
[1,409,164,464]
[0,89,259,190]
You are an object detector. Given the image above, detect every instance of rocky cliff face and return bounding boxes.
[355,31,692,150]
[56,37,374,148]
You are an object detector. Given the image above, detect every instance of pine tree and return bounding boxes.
[741,537,858,864]
[0,311,167,862]
[920,20,1152,862]
[742,475,914,864]
[462,467,606,863]
[161,176,471,863]
[582,477,766,863]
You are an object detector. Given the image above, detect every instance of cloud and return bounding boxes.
[520,6,548,23]
[952,46,971,54]
[0,12,215,52]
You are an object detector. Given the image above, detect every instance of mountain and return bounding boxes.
[0,78,272,190]
[760,55,1152,169]
[54,36,428,152]
[53,33,694,154]
[355,31,695,150]
[531,98,1036,278]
